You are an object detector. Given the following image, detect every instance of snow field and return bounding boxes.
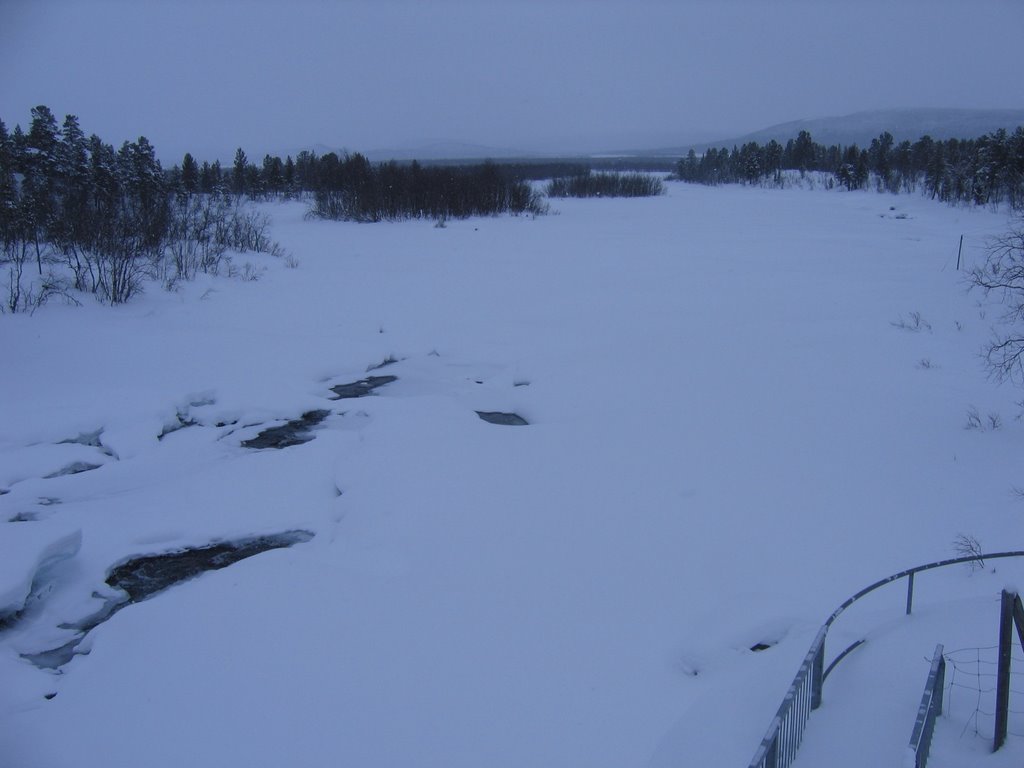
[0,182,1021,767]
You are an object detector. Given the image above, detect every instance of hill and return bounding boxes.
[644,107,1024,156]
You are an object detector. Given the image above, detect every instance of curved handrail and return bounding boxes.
[748,550,1024,768]
[824,550,1024,630]
[822,639,863,682]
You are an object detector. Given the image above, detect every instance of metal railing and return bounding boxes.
[907,644,945,768]
[747,551,1024,768]
[749,628,825,768]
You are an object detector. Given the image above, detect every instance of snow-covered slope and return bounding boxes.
[1,183,1021,767]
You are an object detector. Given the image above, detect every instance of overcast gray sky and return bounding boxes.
[1,0,1022,162]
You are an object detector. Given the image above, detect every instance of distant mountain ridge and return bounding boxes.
[363,141,530,162]
[642,108,1024,157]
[304,108,1024,164]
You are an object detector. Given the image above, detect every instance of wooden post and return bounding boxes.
[995,590,1014,751]
[957,235,964,271]
[906,571,915,615]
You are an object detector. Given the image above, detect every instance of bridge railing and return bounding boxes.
[748,627,825,768]
[746,551,1024,768]
[906,643,945,768]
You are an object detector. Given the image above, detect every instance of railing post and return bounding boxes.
[995,590,1014,751]
[906,571,915,615]
[765,733,778,768]
[811,641,824,710]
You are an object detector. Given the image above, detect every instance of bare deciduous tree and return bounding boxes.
[969,221,1024,383]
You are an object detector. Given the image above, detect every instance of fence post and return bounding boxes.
[906,571,915,615]
[995,590,1014,751]
[1012,594,1024,652]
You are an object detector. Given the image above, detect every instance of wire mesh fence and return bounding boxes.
[944,645,1024,740]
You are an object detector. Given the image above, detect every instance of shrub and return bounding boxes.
[546,171,663,198]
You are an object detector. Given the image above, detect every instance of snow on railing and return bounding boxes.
[747,551,1024,768]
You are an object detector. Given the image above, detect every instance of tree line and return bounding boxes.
[675,127,1024,208]
[0,106,284,310]
[0,106,545,311]
[546,170,664,199]
[306,154,547,222]
[6,104,1024,312]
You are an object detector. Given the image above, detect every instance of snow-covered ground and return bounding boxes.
[1,182,1022,767]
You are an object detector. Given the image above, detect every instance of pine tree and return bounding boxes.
[261,154,284,196]
[87,134,119,220]
[0,119,17,245]
[792,130,815,175]
[836,145,867,190]
[677,149,698,182]
[1008,128,1024,209]
[925,142,945,200]
[181,152,199,195]
[891,140,914,192]
[27,105,60,160]
[868,131,894,191]
[232,147,248,196]
[283,155,296,196]
[54,114,91,250]
[10,124,26,170]
[295,151,317,191]
[764,140,783,185]
[199,161,214,194]
[738,142,762,183]
[23,105,61,271]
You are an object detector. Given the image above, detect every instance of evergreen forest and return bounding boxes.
[674,128,1024,208]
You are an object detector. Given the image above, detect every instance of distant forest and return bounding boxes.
[0,106,549,309]
[674,128,1024,208]
[2,104,1023,312]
